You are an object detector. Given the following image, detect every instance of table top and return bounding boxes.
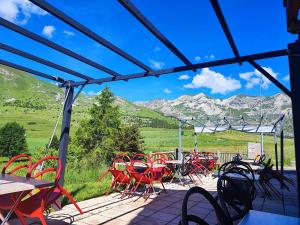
[0,174,54,195]
[115,162,166,168]
[165,160,182,164]
[238,210,300,225]
[212,172,260,182]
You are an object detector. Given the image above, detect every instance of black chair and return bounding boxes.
[218,161,254,179]
[258,160,294,199]
[217,171,255,222]
[180,186,232,225]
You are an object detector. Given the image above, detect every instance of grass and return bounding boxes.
[0,107,296,203]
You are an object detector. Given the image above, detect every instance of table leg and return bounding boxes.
[1,191,24,225]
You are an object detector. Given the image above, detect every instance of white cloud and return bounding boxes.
[87,90,101,96]
[163,88,171,94]
[0,0,47,25]
[194,56,201,62]
[149,59,165,69]
[184,68,241,94]
[239,66,278,89]
[283,74,290,82]
[42,25,56,38]
[153,46,161,52]
[204,54,215,60]
[178,74,190,80]
[63,30,75,37]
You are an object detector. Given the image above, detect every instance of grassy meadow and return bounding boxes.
[0,105,296,203]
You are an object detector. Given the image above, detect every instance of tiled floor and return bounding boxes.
[9,173,298,225]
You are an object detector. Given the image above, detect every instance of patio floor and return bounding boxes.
[9,173,298,225]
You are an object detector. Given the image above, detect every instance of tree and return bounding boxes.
[117,124,144,154]
[73,87,122,164]
[0,122,27,157]
[48,134,60,149]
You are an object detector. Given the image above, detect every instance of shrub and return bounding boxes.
[0,122,27,157]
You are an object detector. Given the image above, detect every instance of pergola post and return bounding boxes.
[280,118,284,177]
[58,84,74,185]
[274,127,279,172]
[288,40,300,214]
[194,132,199,152]
[178,121,183,160]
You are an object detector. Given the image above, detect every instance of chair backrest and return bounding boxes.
[2,154,32,175]
[217,171,254,222]
[218,161,254,177]
[180,186,232,225]
[26,156,61,184]
[112,154,131,168]
[132,153,149,163]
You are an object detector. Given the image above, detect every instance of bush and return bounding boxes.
[0,122,27,157]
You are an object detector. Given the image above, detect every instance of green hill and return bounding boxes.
[0,65,178,139]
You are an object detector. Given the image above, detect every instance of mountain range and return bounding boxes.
[0,64,293,132]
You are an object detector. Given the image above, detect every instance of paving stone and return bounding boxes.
[149,211,178,222]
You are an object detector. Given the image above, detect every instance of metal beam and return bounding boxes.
[248,60,291,97]
[285,0,300,34]
[70,49,288,87]
[29,0,152,72]
[58,85,74,185]
[0,17,120,77]
[210,0,241,62]
[118,0,192,67]
[0,59,65,83]
[288,41,300,215]
[0,43,93,81]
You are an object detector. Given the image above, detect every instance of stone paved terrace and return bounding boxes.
[9,173,298,225]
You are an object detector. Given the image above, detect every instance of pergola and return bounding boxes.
[1,0,300,212]
[189,115,285,173]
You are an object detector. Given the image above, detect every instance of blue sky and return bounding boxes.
[0,0,297,101]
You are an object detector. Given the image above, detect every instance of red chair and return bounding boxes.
[13,156,83,225]
[128,160,155,200]
[151,158,167,192]
[0,154,32,223]
[1,154,32,175]
[98,154,132,198]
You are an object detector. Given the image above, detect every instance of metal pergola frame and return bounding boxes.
[190,115,285,173]
[1,0,300,213]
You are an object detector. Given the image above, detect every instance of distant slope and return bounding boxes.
[0,65,64,109]
[0,65,178,128]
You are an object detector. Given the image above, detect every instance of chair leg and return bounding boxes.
[57,185,83,214]
[38,214,47,225]
[0,211,10,225]
[121,183,130,199]
[14,211,27,225]
[161,182,167,193]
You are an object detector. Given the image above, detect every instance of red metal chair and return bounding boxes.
[13,156,83,225]
[0,154,32,223]
[150,153,172,177]
[128,160,155,200]
[98,154,132,198]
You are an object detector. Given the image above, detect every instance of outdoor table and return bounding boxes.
[0,174,53,225]
[238,210,300,225]
[241,159,254,164]
[250,164,264,171]
[165,160,185,184]
[114,162,166,168]
[212,172,260,182]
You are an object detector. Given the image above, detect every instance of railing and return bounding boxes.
[216,151,247,164]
